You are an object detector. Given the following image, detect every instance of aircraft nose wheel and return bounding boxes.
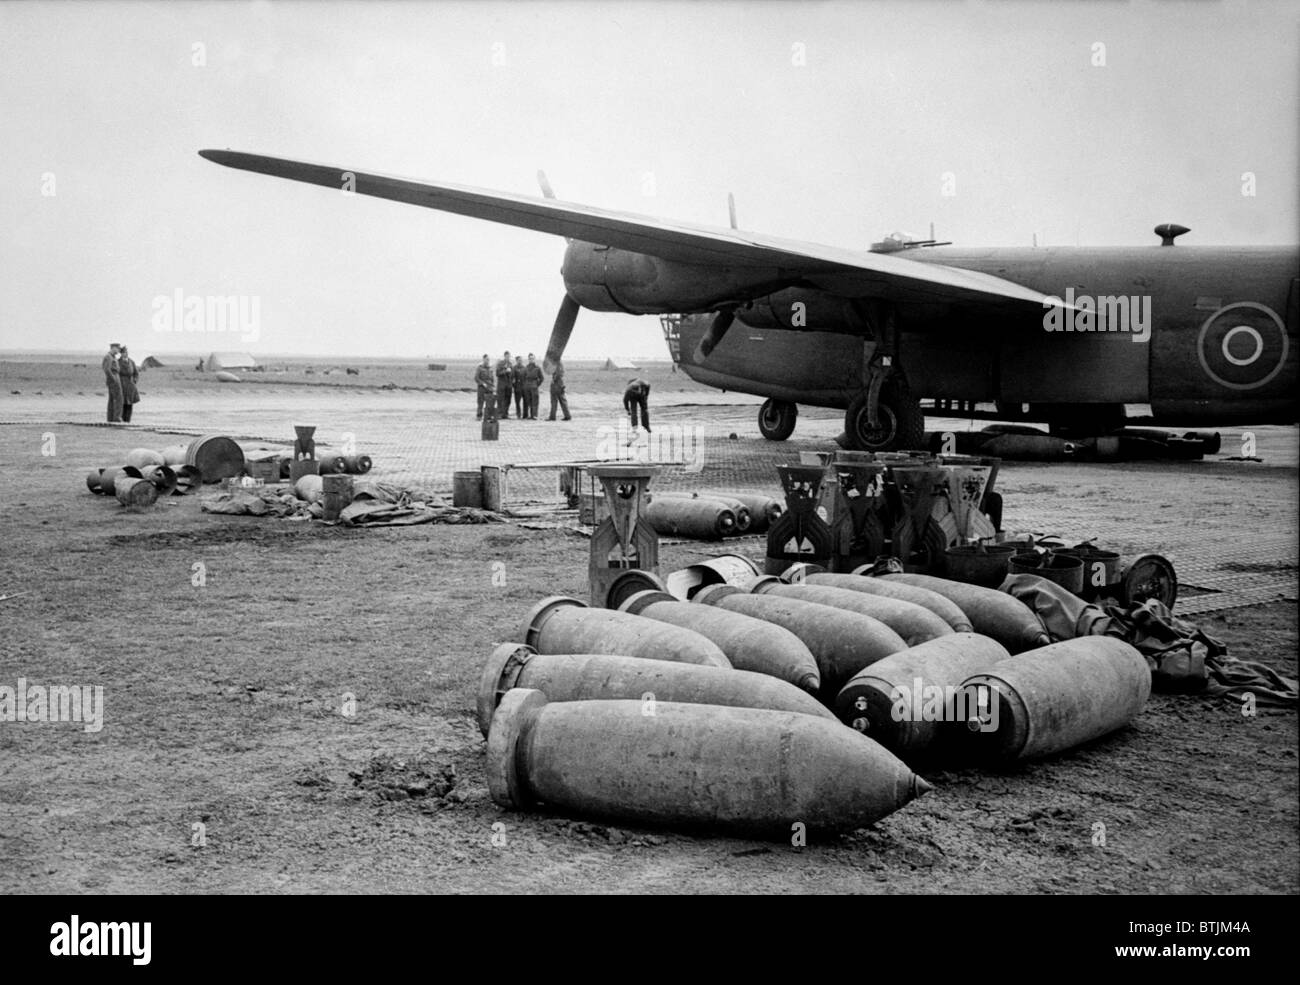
[757,399,798,441]
[845,384,924,452]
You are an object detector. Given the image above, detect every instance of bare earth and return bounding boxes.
[0,358,1296,894]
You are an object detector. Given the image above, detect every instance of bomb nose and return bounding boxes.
[912,775,934,799]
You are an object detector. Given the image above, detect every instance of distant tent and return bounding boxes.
[603,357,638,370]
[204,352,259,372]
[141,355,164,369]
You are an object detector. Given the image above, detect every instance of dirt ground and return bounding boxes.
[0,362,1296,895]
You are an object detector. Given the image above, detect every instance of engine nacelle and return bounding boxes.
[562,241,788,315]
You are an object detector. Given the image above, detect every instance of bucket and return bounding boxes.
[322,473,354,521]
[186,434,245,483]
[943,544,1016,587]
[452,470,484,508]
[1009,552,1084,595]
[115,476,158,510]
[1052,544,1121,599]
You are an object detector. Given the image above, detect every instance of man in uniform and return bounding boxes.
[522,353,544,420]
[102,342,123,422]
[494,351,514,419]
[512,354,526,419]
[474,354,493,419]
[547,358,571,421]
[623,377,651,433]
[118,345,140,422]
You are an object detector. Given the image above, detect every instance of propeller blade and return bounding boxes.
[727,192,738,230]
[544,294,580,373]
[693,308,736,362]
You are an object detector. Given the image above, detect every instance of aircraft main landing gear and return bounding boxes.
[844,381,925,452]
[758,399,798,441]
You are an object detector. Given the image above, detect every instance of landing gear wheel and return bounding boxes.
[845,383,925,452]
[758,399,798,441]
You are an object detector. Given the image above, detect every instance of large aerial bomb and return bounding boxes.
[487,688,932,837]
[752,578,953,647]
[476,644,831,736]
[954,637,1151,762]
[694,585,906,698]
[618,589,820,693]
[880,573,1049,653]
[522,596,731,669]
[791,566,974,633]
[644,497,737,540]
[711,492,783,533]
[653,493,752,533]
[835,633,1012,757]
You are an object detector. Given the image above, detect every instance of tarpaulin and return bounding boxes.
[1001,574,1297,706]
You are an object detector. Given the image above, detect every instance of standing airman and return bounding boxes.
[474,354,493,419]
[118,345,140,422]
[495,351,514,419]
[512,355,526,419]
[102,342,123,422]
[523,353,544,419]
[547,359,571,421]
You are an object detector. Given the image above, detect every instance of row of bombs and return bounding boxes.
[86,461,202,508]
[641,492,783,540]
[274,453,373,478]
[84,441,227,508]
[477,568,1151,837]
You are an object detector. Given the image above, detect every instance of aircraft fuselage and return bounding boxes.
[564,241,1298,426]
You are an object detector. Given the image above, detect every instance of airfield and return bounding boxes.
[1,357,1296,893]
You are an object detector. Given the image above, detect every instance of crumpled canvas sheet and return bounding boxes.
[200,485,503,527]
[1001,573,1297,706]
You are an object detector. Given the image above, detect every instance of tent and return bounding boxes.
[204,352,259,372]
[141,355,164,369]
[603,357,638,370]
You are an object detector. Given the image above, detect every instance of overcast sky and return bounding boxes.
[3,0,1297,360]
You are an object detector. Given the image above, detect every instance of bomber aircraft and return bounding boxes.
[200,150,1298,450]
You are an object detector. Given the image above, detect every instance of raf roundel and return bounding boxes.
[1195,301,1289,391]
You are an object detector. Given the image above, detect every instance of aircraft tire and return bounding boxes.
[845,383,925,452]
[757,399,798,441]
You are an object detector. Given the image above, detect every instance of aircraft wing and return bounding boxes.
[199,149,1053,309]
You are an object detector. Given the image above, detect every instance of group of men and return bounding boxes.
[474,351,571,421]
[101,342,140,423]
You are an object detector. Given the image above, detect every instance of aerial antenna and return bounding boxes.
[727,192,738,230]
[1032,233,1038,248]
